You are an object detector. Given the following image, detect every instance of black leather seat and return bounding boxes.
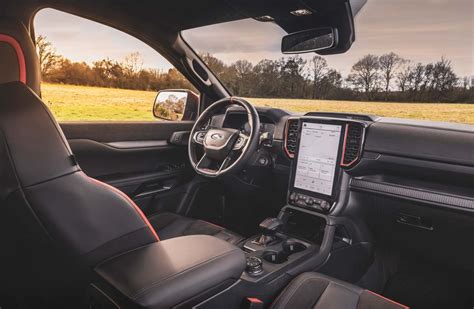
[0,17,243,305]
[272,272,409,309]
[0,16,242,246]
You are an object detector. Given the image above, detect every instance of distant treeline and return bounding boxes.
[36,35,195,91]
[37,35,473,103]
[201,53,474,103]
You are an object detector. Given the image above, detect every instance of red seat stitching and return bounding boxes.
[365,290,409,309]
[88,177,160,241]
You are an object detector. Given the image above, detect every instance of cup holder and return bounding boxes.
[262,250,288,264]
[283,240,307,254]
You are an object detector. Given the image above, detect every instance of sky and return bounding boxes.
[35,0,473,78]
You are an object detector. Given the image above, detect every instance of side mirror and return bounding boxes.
[153,89,199,121]
[281,27,338,54]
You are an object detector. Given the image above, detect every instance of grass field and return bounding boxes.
[41,83,474,124]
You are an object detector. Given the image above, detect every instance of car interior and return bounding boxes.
[0,0,473,308]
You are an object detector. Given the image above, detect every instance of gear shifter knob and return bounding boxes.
[259,217,284,236]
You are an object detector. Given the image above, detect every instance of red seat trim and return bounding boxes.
[89,177,160,241]
[366,290,409,309]
[0,34,26,84]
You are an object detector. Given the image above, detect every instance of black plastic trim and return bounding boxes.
[350,178,474,212]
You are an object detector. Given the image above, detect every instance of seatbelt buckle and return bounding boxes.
[241,297,263,309]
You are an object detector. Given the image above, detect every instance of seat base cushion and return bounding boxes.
[148,212,244,245]
[272,272,409,309]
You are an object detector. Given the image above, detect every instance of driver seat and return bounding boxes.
[0,17,242,304]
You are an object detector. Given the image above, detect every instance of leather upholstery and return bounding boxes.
[95,235,246,308]
[149,211,244,245]
[0,82,159,302]
[0,18,41,94]
[272,272,409,309]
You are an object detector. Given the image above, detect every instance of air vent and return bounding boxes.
[284,118,299,158]
[341,123,364,167]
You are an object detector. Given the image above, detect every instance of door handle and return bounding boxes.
[396,213,433,231]
[134,185,172,198]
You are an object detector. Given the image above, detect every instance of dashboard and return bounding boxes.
[210,103,474,273]
[215,105,474,217]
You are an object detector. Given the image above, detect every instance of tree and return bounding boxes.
[35,35,62,78]
[431,57,458,92]
[200,53,227,77]
[379,52,404,96]
[347,54,380,99]
[310,56,328,99]
[461,76,470,89]
[396,61,412,93]
[279,56,307,97]
[319,69,343,99]
[123,52,143,89]
[253,59,280,97]
[228,60,254,96]
[407,63,425,92]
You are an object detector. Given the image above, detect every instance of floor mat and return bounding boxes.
[383,258,473,309]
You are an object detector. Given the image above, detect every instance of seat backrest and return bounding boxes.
[0,18,41,95]
[0,18,159,304]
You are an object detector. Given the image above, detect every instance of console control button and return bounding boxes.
[289,192,296,202]
[246,256,264,276]
[288,191,332,212]
[320,200,331,211]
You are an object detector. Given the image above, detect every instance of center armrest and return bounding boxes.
[95,235,245,308]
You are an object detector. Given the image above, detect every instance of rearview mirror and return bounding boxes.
[153,89,199,121]
[281,27,338,54]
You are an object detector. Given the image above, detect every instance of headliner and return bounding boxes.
[3,0,350,37]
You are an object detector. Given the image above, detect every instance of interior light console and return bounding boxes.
[287,117,366,212]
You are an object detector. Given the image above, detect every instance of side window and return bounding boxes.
[34,8,198,122]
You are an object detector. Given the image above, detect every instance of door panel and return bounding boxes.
[61,121,194,214]
[61,121,195,142]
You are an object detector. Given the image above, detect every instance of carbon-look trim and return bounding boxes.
[350,178,474,211]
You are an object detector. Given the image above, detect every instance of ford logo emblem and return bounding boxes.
[210,133,223,140]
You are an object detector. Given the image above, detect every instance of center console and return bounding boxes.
[237,117,367,281]
[241,207,329,283]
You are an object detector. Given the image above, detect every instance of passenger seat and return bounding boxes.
[272,272,408,309]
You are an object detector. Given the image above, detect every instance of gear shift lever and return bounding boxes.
[255,217,284,246]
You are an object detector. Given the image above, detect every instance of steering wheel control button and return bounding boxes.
[233,135,246,149]
[246,256,264,276]
[258,156,268,166]
[194,132,206,144]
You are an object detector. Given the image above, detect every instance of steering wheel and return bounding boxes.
[188,97,260,177]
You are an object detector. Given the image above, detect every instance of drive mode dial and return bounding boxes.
[246,256,263,276]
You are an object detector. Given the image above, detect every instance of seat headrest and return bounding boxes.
[0,18,41,95]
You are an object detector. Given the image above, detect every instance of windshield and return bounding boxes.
[182,0,473,124]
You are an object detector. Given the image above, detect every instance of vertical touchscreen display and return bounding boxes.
[294,122,342,196]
